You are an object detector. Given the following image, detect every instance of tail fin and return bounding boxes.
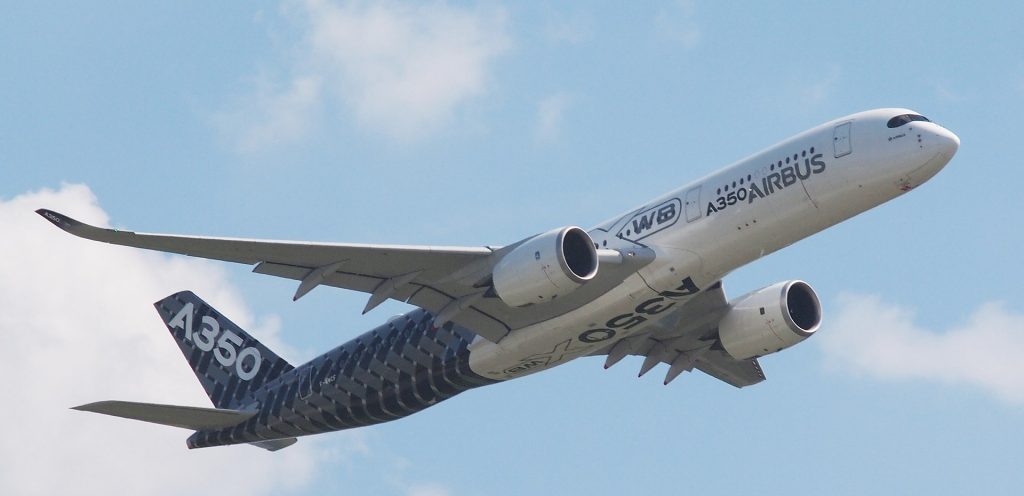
[154,291,294,409]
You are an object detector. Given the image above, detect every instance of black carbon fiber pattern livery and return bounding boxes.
[166,293,498,449]
[155,292,296,409]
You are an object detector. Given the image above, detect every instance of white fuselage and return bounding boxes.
[468,108,960,380]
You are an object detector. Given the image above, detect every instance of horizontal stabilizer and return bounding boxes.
[72,400,257,430]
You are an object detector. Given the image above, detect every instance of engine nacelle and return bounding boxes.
[718,280,822,360]
[492,226,599,307]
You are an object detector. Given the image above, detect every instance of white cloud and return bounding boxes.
[305,0,510,140]
[819,293,1024,405]
[0,184,366,494]
[213,75,323,153]
[217,1,511,149]
[655,0,700,49]
[535,93,571,143]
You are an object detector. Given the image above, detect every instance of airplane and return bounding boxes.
[37,108,959,451]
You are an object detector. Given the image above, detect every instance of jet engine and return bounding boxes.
[717,280,821,360]
[492,226,599,307]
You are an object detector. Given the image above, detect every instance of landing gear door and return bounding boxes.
[684,186,702,222]
[834,121,852,158]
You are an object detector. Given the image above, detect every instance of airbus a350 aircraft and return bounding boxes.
[39,108,958,451]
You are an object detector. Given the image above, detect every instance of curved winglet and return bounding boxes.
[36,209,108,240]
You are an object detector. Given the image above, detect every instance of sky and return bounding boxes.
[2,1,1023,494]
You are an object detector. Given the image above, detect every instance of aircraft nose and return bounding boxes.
[900,123,959,188]
[930,125,960,158]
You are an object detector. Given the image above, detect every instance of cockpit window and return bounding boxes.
[887,114,931,128]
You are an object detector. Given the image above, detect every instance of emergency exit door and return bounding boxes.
[833,121,852,158]
[684,186,701,222]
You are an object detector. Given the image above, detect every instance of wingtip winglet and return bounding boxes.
[37,208,67,228]
[36,209,115,243]
[36,208,85,233]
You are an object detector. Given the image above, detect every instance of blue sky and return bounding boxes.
[3,1,1023,494]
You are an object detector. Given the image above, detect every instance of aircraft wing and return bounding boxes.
[692,349,765,388]
[37,209,651,342]
[591,281,766,388]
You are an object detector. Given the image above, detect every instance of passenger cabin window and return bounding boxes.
[887,114,930,128]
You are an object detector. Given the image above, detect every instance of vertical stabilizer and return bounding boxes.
[154,291,294,409]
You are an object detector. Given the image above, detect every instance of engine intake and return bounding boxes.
[492,226,598,307]
[718,280,822,360]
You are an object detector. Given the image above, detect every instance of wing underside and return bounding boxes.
[592,281,766,388]
[39,209,764,387]
[36,209,652,342]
